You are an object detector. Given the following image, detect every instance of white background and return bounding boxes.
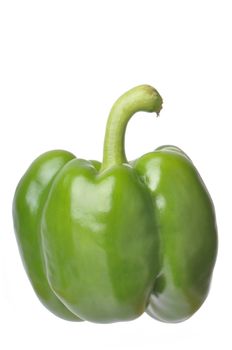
[0,0,231,349]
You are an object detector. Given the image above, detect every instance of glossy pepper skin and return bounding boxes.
[13,85,217,323]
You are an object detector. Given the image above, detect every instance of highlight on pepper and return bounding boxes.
[13,85,218,323]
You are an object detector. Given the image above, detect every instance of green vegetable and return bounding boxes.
[13,85,217,323]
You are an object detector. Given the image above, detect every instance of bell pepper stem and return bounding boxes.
[100,85,163,171]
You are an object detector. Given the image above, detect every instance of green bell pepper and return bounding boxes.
[13,85,217,323]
